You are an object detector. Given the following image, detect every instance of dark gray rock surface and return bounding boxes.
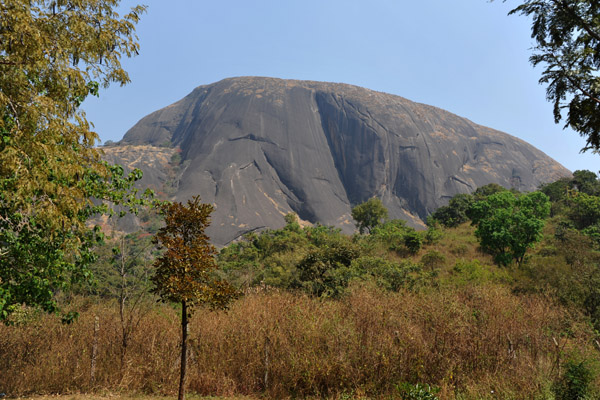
[108,76,571,246]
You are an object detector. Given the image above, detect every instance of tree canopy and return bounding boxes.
[0,0,146,320]
[469,191,550,266]
[504,0,600,151]
[351,197,388,234]
[152,197,237,309]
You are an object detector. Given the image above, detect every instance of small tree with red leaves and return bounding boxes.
[151,196,237,400]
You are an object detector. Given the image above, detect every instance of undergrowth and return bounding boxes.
[1,283,598,399]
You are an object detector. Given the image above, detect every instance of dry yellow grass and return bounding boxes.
[14,395,253,400]
[1,283,597,399]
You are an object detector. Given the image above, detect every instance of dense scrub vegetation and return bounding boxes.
[1,285,596,399]
[4,171,600,399]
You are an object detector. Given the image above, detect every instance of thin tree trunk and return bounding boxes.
[119,236,128,372]
[90,315,99,387]
[178,300,188,400]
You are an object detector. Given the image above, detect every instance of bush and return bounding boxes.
[395,382,440,400]
[424,224,443,244]
[349,257,425,292]
[421,250,446,272]
[429,193,473,227]
[404,231,423,254]
[552,360,594,400]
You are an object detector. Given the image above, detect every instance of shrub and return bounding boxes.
[404,231,423,254]
[421,250,446,272]
[429,193,473,227]
[349,257,425,292]
[424,224,443,245]
[395,382,440,400]
[552,360,594,400]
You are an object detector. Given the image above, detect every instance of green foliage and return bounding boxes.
[572,170,600,196]
[0,0,146,321]
[540,177,572,216]
[424,222,443,245]
[451,259,511,286]
[349,256,427,292]
[469,191,550,266]
[429,193,474,227]
[295,235,361,297]
[540,177,572,203]
[538,170,600,232]
[472,183,507,200]
[395,382,440,400]
[284,212,302,232]
[552,360,594,400]
[219,217,434,296]
[522,226,600,331]
[351,197,388,234]
[421,250,446,272]
[0,163,153,321]
[504,1,600,151]
[368,219,422,255]
[404,230,423,254]
[218,222,315,290]
[569,192,600,230]
[87,230,157,299]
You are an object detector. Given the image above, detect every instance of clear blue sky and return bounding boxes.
[83,0,600,173]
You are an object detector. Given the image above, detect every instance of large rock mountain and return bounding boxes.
[104,77,570,245]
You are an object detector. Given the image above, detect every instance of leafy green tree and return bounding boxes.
[429,193,474,227]
[152,196,237,400]
[0,163,152,321]
[0,0,146,320]
[540,177,572,217]
[502,0,600,151]
[351,197,388,234]
[404,230,423,254]
[295,235,361,297]
[469,191,550,266]
[569,191,600,229]
[572,170,600,195]
[473,183,507,200]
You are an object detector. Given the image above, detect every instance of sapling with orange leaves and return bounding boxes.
[151,196,237,400]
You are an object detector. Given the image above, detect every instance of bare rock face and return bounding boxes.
[108,77,570,245]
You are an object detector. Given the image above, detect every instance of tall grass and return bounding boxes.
[0,284,597,399]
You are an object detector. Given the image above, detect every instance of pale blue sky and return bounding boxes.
[83,0,600,173]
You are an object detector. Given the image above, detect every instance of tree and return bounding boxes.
[152,196,237,400]
[351,197,388,234]
[0,1,146,320]
[572,169,600,195]
[295,235,361,297]
[429,193,474,227]
[0,163,152,321]
[469,191,550,266]
[473,183,507,200]
[503,0,600,151]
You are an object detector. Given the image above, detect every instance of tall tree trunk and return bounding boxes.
[119,236,128,373]
[178,300,188,400]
